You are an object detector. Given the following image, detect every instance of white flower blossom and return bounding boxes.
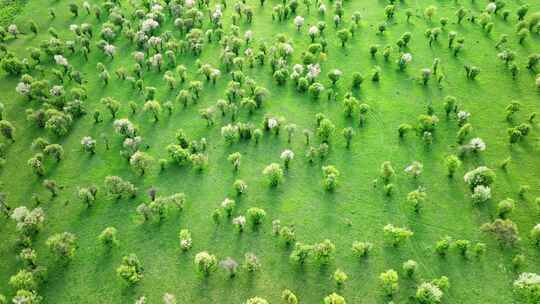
[141,18,159,32]
[16,82,31,96]
[486,2,497,14]
[469,138,486,152]
[54,55,69,67]
[267,118,278,129]
[309,26,319,36]
[280,149,295,161]
[472,185,491,203]
[307,63,321,79]
[294,16,305,29]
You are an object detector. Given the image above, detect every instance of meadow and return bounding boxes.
[0,0,539,303]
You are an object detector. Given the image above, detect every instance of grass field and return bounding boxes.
[0,0,539,303]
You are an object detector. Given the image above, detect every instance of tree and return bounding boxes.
[481,219,519,246]
[379,269,399,297]
[444,155,461,177]
[0,120,15,141]
[130,151,154,176]
[243,252,261,272]
[352,241,373,257]
[317,118,335,142]
[337,29,351,47]
[247,207,266,226]
[513,272,540,304]
[334,269,349,286]
[179,229,192,251]
[403,260,418,277]
[313,239,335,263]
[99,227,119,247]
[219,257,239,278]
[194,251,217,275]
[281,289,298,304]
[116,254,144,284]
[290,242,312,264]
[280,150,294,169]
[143,100,162,122]
[324,293,346,304]
[322,165,340,191]
[46,232,78,260]
[342,127,354,148]
[383,224,413,246]
[463,167,495,191]
[80,136,96,154]
[263,163,283,187]
[44,144,64,162]
[9,269,38,291]
[380,161,395,183]
[531,224,540,245]
[245,297,268,304]
[228,152,241,171]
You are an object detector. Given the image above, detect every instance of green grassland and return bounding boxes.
[0,0,539,303]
